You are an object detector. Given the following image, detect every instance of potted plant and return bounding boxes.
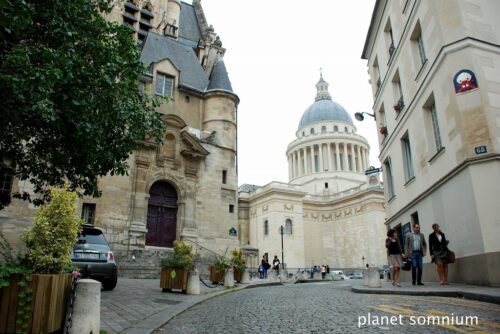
[0,231,32,334]
[0,186,82,333]
[379,126,388,135]
[160,240,194,293]
[209,255,229,284]
[230,249,246,282]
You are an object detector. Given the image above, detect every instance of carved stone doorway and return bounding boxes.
[146,181,178,247]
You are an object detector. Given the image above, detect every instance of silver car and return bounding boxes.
[72,225,118,290]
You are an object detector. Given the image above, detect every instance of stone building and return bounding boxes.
[238,76,387,271]
[362,0,500,285]
[0,0,240,274]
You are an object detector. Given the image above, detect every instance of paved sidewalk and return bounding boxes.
[100,277,280,334]
[352,280,500,305]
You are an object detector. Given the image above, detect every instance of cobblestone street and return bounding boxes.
[157,281,500,334]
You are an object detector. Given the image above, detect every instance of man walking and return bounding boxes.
[405,223,427,285]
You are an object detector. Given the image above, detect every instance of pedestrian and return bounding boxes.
[310,265,314,279]
[321,265,326,279]
[261,256,270,279]
[429,223,450,285]
[272,255,280,275]
[386,229,404,287]
[326,265,330,274]
[405,223,427,286]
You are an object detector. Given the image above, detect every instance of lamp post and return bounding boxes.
[362,256,365,268]
[354,112,376,121]
[279,226,284,270]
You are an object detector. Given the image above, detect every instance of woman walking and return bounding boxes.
[386,229,404,287]
[429,223,450,285]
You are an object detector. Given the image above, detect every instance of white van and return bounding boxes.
[331,270,348,280]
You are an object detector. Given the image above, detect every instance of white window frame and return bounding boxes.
[401,133,415,181]
[155,73,174,97]
[430,104,442,152]
[384,157,395,198]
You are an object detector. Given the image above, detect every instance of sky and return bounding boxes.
[199,0,378,186]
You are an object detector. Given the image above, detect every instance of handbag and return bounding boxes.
[448,250,456,263]
[402,258,412,271]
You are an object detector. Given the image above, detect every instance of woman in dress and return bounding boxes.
[429,223,449,285]
[386,229,404,287]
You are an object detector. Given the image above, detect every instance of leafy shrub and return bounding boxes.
[210,255,229,271]
[22,186,83,274]
[230,248,245,272]
[160,240,194,270]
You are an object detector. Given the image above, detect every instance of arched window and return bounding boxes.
[285,219,292,235]
[334,126,338,132]
[310,128,315,135]
[344,126,348,133]
[264,220,269,236]
[321,126,326,133]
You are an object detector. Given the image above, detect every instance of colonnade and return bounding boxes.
[288,142,369,179]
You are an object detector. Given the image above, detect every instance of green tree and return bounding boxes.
[0,0,165,208]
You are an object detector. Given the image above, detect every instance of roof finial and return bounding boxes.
[315,70,331,101]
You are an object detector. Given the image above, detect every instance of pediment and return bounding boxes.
[180,129,209,159]
[162,114,187,129]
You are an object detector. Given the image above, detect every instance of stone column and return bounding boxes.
[327,143,332,172]
[343,143,348,171]
[288,154,292,180]
[335,143,340,171]
[319,144,324,172]
[291,152,296,178]
[356,145,361,172]
[311,145,316,173]
[299,148,306,176]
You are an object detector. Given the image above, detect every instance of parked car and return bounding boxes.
[72,225,118,290]
[350,272,364,279]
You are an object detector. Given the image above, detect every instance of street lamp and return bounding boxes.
[279,226,284,270]
[354,112,376,121]
[362,256,365,268]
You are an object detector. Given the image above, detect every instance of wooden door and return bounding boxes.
[146,181,177,247]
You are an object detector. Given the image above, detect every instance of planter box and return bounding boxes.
[234,269,243,283]
[0,273,72,334]
[209,266,225,284]
[160,267,188,293]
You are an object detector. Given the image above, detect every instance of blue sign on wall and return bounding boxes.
[229,227,237,237]
[475,146,487,155]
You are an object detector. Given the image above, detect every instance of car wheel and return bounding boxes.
[102,277,117,291]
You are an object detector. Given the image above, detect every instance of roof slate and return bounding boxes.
[207,59,233,92]
[140,32,209,92]
[179,2,201,46]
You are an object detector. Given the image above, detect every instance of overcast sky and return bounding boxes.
[200,0,378,186]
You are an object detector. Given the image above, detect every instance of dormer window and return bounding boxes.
[155,73,174,98]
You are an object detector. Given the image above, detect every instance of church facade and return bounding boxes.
[0,0,241,269]
[238,77,387,271]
